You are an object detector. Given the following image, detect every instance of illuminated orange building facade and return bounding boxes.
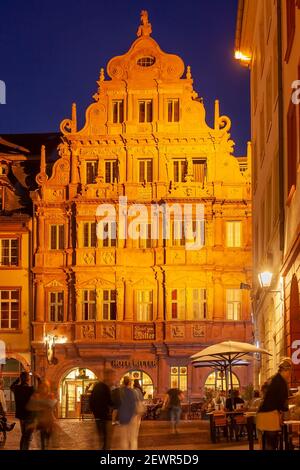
[30,12,252,416]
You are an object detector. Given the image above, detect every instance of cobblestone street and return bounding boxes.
[2,419,256,451]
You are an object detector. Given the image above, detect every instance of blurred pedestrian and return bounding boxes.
[0,378,15,435]
[118,376,137,449]
[10,371,35,450]
[89,369,116,450]
[132,379,145,449]
[163,383,184,434]
[27,380,57,450]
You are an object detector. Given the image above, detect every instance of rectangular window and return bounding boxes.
[105,160,118,183]
[82,289,96,321]
[287,100,297,197]
[173,160,187,183]
[187,220,205,247]
[193,160,206,184]
[136,290,153,321]
[0,238,19,266]
[171,288,185,320]
[172,220,185,247]
[102,221,117,248]
[50,225,64,250]
[139,160,153,183]
[49,291,64,322]
[167,99,179,122]
[112,100,124,124]
[83,222,96,248]
[102,290,116,321]
[139,100,153,123]
[226,289,241,321]
[139,223,152,248]
[0,289,20,329]
[285,0,296,62]
[192,288,207,320]
[226,221,242,248]
[170,366,187,392]
[86,161,98,184]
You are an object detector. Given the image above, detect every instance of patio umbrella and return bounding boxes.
[190,341,271,407]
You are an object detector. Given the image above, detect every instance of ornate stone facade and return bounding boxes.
[31,12,252,412]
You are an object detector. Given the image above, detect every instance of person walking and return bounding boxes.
[118,376,137,450]
[10,371,35,450]
[89,369,115,450]
[163,383,184,434]
[256,357,293,450]
[131,379,145,449]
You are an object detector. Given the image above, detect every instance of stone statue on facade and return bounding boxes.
[137,10,152,37]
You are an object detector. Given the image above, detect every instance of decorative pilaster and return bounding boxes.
[35,278,45,322]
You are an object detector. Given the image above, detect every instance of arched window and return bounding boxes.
[204,370,239,391]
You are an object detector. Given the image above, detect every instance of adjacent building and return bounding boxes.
[235,0,300,387]
[30,12,252,417]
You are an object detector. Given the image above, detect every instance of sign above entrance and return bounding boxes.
[111,360,157,369]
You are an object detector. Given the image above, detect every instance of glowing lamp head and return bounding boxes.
[258,271,273,288]
[234,50,251,64]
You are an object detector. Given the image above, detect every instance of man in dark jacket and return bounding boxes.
[89,369,116,450]
[257,357,293,449]
[10,372,34,450]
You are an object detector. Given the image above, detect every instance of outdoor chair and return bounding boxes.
[213,412,229,442]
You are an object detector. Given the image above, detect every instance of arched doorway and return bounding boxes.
[120,370,154,399]
[60,368,98,418]
[0,358,25,412]
[204,370,240,391]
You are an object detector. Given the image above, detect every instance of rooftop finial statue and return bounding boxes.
[137,10,152,37]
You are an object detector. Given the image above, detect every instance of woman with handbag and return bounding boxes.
[256,357,293,450]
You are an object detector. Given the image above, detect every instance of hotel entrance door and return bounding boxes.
[60,368,97,418]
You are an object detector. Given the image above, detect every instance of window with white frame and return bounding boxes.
[0,289,20,329]
[226,221,242,248]
[192,288,207,320]
[139,159,153,183]
[0,238,19,266]
[86,161,98,184]
[49,291,64,322]
[226,289,241,321]
[83,222,96,248]
[171,289,185,320]
[82,289,96,321]
[100,221,117,248]
[102,290,116,321]
[136,290,153,321]
[50,225,64,250]
[173,160,187,182]
[105,160,118,183]
[139,100,153,123]
[170,366,187,391]
[112,100,124,124]
[167,99,179,122]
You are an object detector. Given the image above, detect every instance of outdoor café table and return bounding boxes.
[283,420,300,450]
[207,410,246,443]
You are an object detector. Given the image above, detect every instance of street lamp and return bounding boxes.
[258,271,273,288]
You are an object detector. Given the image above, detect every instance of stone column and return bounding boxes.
[124,280,133,321]
[35,278,45,322]
[214,210,223,247]
[37,214,45,252]
[75,288,82,322]
[213,274,224,320]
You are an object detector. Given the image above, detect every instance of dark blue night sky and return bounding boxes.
[0,0,250,155]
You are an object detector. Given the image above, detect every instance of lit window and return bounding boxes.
[98,221,117,248]
[192,288,207,320]
[172,220,185,247]
[86,161,98,184]
[193,160,206,183]
[112,100,124,124]
[83,222,96,248]
[102,290,116,321]
[0,289,20,329]
[105,160,118,183]
[173,160,187,183]
[138,223,152,249]
[49,291,64,322]
[82,290,96,321]
[226,289,241,321]
[170,366,187,392]
[136,290,153,322]
[0,238,19,266]
[139,159,153,183]
[139,100,153,123]
[167,99,179,122]
[50,225,64,250]
[226,221,242,248]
